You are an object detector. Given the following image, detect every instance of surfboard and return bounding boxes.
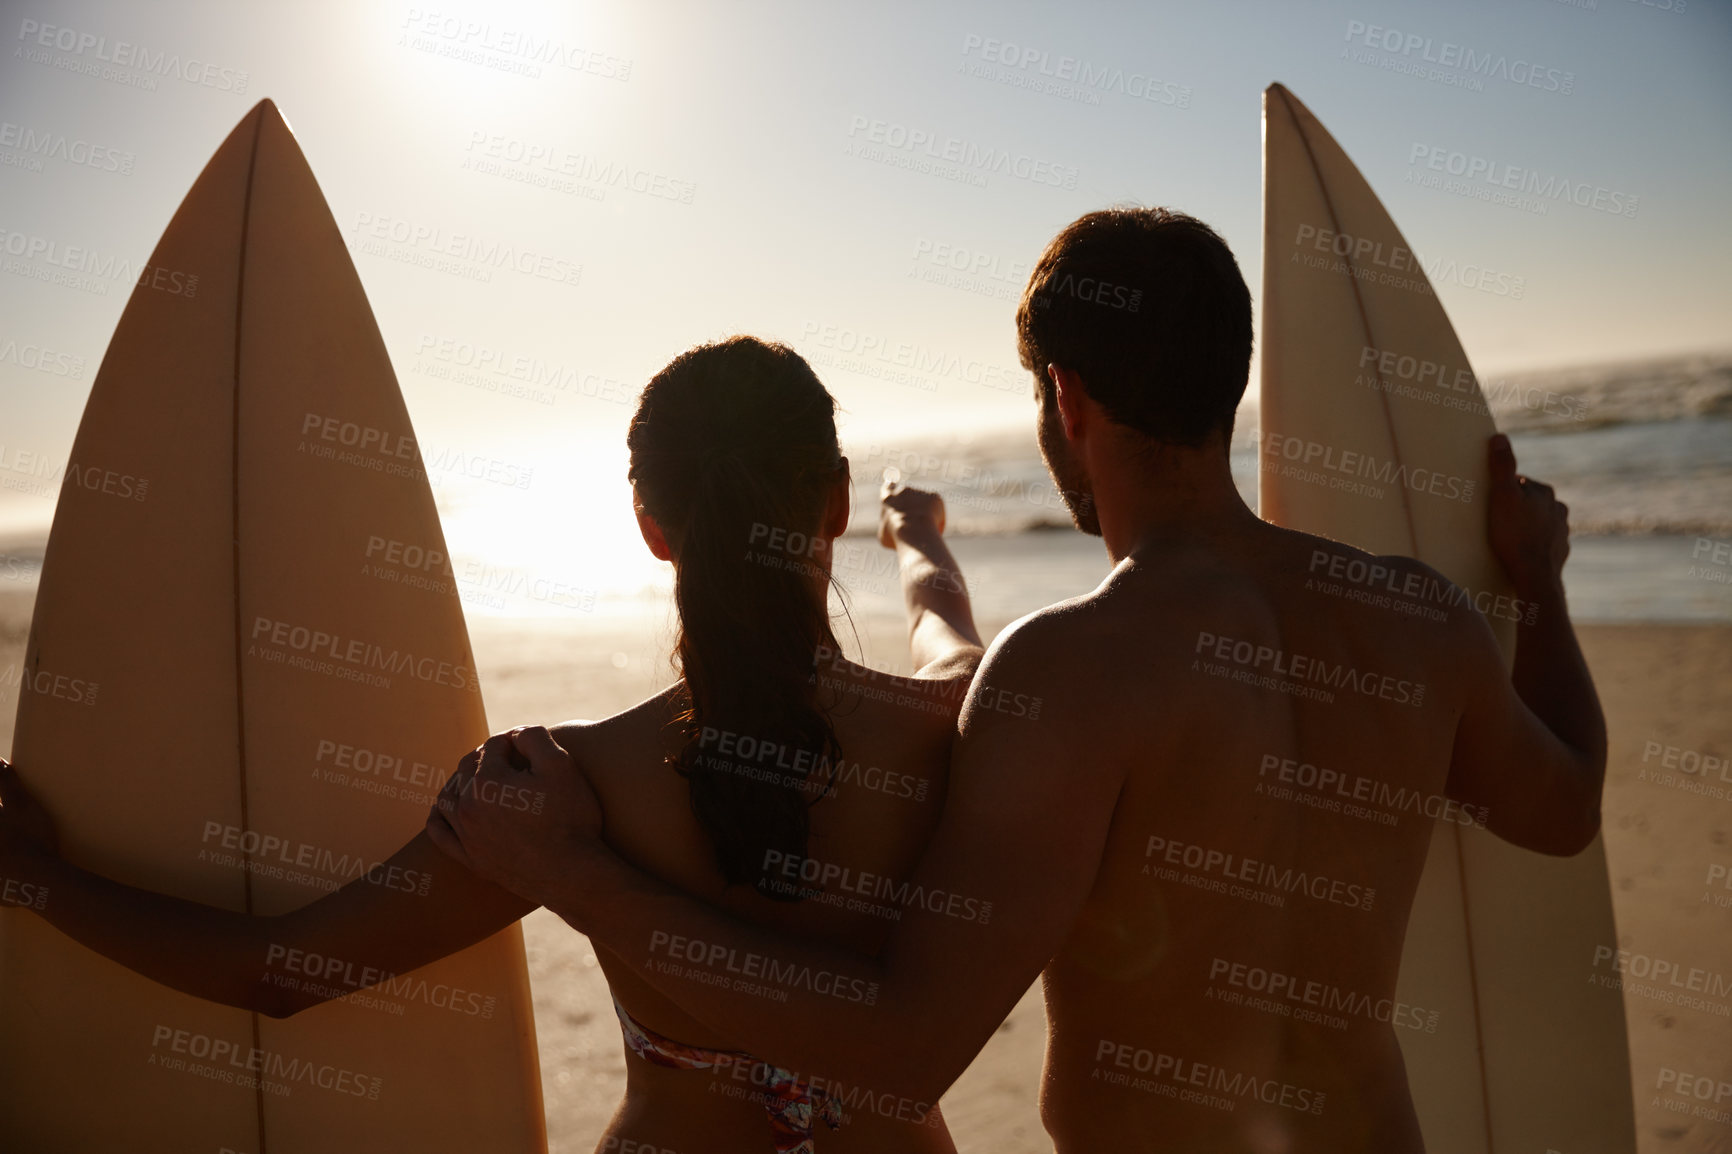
[0,100,546,1152]
[1258,83,1634,1152]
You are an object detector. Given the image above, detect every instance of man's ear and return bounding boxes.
[822,458,851,541]
[1048,365,1088,440]
[634,501,673,561]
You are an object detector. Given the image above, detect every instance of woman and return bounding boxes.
[0,337,984,1153]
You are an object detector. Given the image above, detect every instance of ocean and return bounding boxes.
[0,353,1726,629]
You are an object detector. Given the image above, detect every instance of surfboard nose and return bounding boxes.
[245,96,293,136]
[1263,82,1308,121]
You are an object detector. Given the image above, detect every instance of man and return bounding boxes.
[430,208,1604,1151]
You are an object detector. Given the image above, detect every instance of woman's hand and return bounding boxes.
[879,477,947,549]
[0,758,60,895]
[424,727,603,909]
[875,476,984,670]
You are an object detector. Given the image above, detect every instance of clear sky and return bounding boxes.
[2,0,1728,569]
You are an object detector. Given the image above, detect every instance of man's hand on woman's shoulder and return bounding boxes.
[424,726,605,911]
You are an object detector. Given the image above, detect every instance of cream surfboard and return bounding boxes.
[1259,83,1634,1152]
[0,100,546,1152]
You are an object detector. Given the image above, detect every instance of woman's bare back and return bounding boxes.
[552,654,975,1154]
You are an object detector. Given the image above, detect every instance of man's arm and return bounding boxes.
[1445,435,1606,855]
[440,616,1121,1104]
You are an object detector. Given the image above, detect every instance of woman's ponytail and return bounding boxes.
[627,338,845,897]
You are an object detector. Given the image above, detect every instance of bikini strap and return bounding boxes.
[611,997,844,1152]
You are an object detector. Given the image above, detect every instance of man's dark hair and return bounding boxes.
[1015,207,1253,446]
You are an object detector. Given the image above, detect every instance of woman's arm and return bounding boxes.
[878,480,984,672]
[0,757,534,1018]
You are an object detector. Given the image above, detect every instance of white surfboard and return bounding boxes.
[1259,82,1634,1152]
[0,100,546,1152]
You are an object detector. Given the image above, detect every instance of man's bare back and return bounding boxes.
[1037,524,1481,1150]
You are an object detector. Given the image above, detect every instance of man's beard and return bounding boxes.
[1037,399,1102,537]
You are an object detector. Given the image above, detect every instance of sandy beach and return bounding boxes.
[1,584,1726,1152]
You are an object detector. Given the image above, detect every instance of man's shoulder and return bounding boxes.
[965,596,1119,719]
[985,596,1097,662]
